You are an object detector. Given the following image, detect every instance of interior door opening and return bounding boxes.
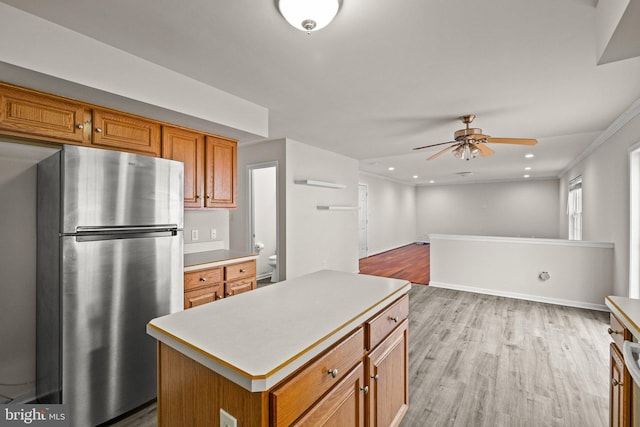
[248,162,279,284]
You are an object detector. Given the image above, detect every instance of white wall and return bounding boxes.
[430,234,614,311]
[416,179,560,240]
[184,210,230,247]
[286,140,359,279]
[559,110,640,297]
[0,141,58,403]
[357,173,417,256]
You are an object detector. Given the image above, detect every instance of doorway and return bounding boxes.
[358,184,368,259]
[248,162,279,283]
[630,144,640,297]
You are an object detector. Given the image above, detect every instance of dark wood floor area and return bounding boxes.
[359,243,430,284]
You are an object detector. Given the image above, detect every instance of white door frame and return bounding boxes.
[358,183,368,259]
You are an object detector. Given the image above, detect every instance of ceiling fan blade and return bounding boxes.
[427,145,454,160]
[486,137,538,145]
[476,143,495,157]
[413,141,456,151]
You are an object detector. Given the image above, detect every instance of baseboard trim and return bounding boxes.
[428,281,609,312]
[256,272,272,280]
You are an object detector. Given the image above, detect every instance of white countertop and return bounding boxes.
[147,270,411,391]
[606,296,640,339]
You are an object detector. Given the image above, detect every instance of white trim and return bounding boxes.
[560,96,640,177]
[428,233,614,248]
[429,281,609,312]
[415,175,558,187]
[317,205,358,210]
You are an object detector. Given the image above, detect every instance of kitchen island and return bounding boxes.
[147,269,411,426]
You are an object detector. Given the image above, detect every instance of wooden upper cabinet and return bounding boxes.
[162,126,205,208]
[0,84,90,143]
[90,109,161,156]
[205,136,237,208]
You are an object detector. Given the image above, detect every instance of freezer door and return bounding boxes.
[60,145,183,233]
[60,231,183,426]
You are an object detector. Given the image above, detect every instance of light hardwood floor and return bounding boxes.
[109,285,610,427]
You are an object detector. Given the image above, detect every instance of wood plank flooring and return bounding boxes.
[359,243,430,284]
[108,286,610,427]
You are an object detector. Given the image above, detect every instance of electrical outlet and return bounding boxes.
[191,230,199,241]
[220,409,237,427]
[211,228,217,239]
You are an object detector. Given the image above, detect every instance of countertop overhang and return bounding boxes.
[606,296,640,339]
[147,270,411,392]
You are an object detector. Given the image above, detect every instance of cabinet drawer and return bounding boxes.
[184,285,223,309]
[225,260,256,281]
[609,313,632,351]
[270,327,365,427]
[184,267,223,292]
[225,278,255,297]
[366,295,409,351]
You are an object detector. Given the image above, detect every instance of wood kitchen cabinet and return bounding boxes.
[0,83,90,144]
[90,108,161,156]
[162,126,204,208]
[162,128,237,209]
[205,135,237,208]
[609,313,633,427]
[224,260,256,297]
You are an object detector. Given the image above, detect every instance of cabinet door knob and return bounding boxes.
[328,368,338,378]
[76,124,84,129]
[371,374,379,382]
[612,378,623,387]
[240,269,246,273]
[389,316,399,323]
[608,327,622,335]
[95,127,102,133]
[199,277,206,282]
[216,294,223,300]
[360,385,369,394]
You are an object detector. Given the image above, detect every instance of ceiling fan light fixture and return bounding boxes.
[278,0,340,33]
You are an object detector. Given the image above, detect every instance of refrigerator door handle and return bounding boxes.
[75,224,179,234]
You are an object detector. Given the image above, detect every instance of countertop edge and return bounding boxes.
[184,254,258,271]
[606,296,640,339]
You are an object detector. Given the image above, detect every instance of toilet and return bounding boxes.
[268,255,278,282]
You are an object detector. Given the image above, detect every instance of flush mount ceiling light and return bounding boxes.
[278,0,340,34]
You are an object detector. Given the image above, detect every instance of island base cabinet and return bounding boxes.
[366,320,408,427]
[293,363,366,427]
[610,342,632,427]
[157,342,269,427]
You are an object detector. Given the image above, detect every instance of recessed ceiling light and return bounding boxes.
[525,153,535,159]
[524,167,532,171]
[524,174,531,178]
[429,180,435,184]
[388,167,395,171]
[413,175,418,179]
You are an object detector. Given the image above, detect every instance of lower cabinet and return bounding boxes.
[366,322,409,427]
[183,259,257,309]
[270,296,409,427]
[610,342,632,427]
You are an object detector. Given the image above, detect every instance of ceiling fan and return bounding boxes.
[412,114,537,160]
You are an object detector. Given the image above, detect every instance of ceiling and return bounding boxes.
[3,0,640,185]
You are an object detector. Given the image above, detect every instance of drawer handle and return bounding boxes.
[199,277,206,282]
[608,327,622,335]
[240,269,246,273]
[328,368,338,378]
[371,374,379,382]
[95,127,102,133]
[389,316,399,323]
[360,385,369,394]
[612,378,623,387]
[216,294,223,300]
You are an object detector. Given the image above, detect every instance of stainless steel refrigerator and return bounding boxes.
[36,145,184,427]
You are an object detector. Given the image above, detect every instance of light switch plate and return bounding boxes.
[220,409,237,427]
